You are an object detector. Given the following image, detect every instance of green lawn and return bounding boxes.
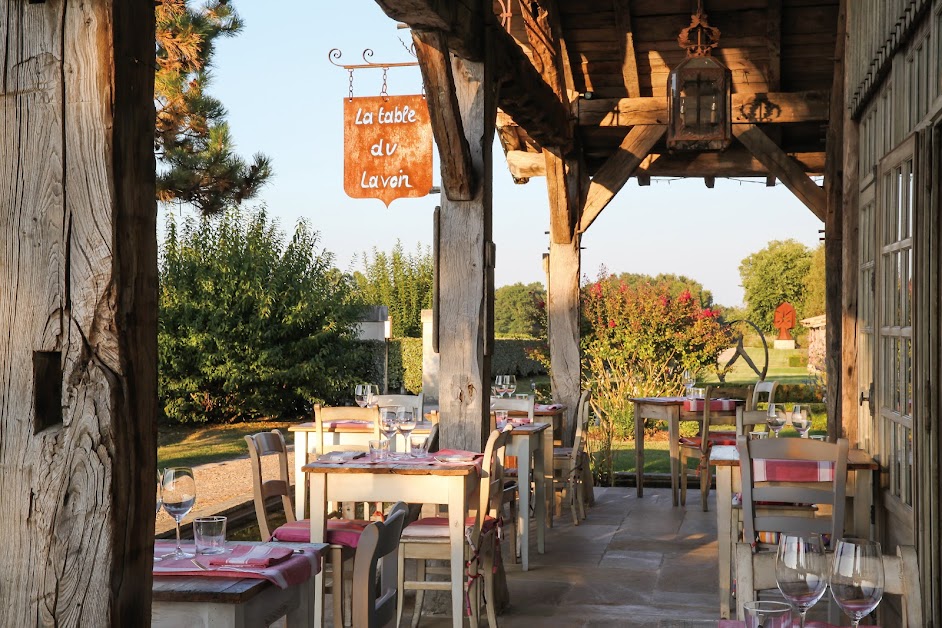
[700,346,813,385]
[158,420,295,469]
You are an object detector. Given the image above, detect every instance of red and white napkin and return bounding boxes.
[208,544,293,568]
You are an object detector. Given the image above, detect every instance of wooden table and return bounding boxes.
[630,397,742,506]
[710,444,879,619]
[290,419,434,520]
[152,542,327,627]
[505,422,551,570]
[304,459,478,628]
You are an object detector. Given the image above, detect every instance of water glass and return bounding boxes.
[397,406,418,455]
[743,600,792,628]
[495,410,509,429]
[830,538,884,627]
[194,516,227,555]
[766,404,787,437]
[369,439,389,462]
[379,407,399,448]
[162,467,197,559]
[410,435,428,458]
[775,533,828,627]
[354,384,371,408]
[791,405,811,437]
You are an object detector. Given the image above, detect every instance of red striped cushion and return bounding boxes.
[272,518,368,548]
[684,399,738,412]
[679,431,738,447]
[402,515,497,538]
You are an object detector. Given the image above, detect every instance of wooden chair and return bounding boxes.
[679,387,739,510]
[735,544,922,626]
[313,404,381,455]
[737,381,778,436]
[553,389,591,524]
[490,394,534,429]
[244,429,368,628]
[351,502,408,628]
[396,425,513,628]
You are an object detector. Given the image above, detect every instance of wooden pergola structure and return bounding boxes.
[1,0,941,625]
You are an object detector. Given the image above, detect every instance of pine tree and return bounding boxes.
[155,0,272,215]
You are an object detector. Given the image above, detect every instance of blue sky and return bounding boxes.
[180,0,825,307]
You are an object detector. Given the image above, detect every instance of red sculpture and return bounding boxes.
[773,302,796,341]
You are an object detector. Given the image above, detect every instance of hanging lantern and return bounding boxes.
[667,2,732,151]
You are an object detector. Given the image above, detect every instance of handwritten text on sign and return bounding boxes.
[343,95,433,207]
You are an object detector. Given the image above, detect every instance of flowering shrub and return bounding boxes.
[581,273,733,484]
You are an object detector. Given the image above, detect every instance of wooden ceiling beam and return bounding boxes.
[578,125,665,234]
[505,148,826,180]
[705,176,715,189]
[613,0,641,98]
[576,90,830,126]
[734,124,826,221]
[413,30,476,200]
[767,0,782,90]
[374,0,483,60]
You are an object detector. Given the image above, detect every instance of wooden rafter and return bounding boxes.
[733,124,826,221]
[578,125,665,234]
[576,90,830,127]
[373,0,483,60]
[505,148,826,180]
[613,0,641,98]
[413,30,476,201]
[766,0,782,90]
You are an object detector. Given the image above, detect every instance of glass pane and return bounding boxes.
[902,248,912,328]
[905,427,913,506]
[904,338,913,419]
[906,159,914,239]
[896,165,904,242]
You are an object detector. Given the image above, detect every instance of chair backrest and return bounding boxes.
[694,386,736,456]
[244,429,294,541]
[423,423,440,453]
[567,390,592,469]
[752,380,777,408]
[737,381,779,433]
[474,425,513,543]
[351,501,408,628]
[737,434,849,544]
[566,389,591,447]
[313,404,380,454]
[740,544,923,627]
[371,393,423,418]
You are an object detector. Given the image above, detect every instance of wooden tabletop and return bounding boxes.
[507,422,550,434]
[303,460,477,475]
[710,444,879,469]
[152,542,328,604]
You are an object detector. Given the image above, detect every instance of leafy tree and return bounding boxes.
[494,282,546,337]
[612,272,714,308]
[351,242,433,338]
[156,0,272,214]
[739,239,812,333]
[802,243,826,318]
[159,207,362,423]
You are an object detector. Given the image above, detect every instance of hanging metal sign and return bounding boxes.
[343,95,433,207]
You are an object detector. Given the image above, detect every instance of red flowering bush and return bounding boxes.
[581,273,733,483]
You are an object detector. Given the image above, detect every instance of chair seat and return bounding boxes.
[401,515,497,539]
[679,431,737,447]
[272,518,369,547]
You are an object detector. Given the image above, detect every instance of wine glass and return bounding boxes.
[366,384,379,407]
[162,467,196,559]
[396,406,418,456]
[379,406,399,453]
[354,384,371,408]
[506,375,517,396]
[791,405,811,437]
[154,471,164,562]
[494,375,509,398]
[776,533,828,627]
[766,403,786,437]
[683,369,696,397]
[830,538,884,628]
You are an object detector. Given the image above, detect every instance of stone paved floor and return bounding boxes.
[400,486,724,628]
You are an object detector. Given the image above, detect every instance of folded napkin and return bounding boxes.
[324,420,373,430]
[317,451,366,462]
[535,403,563,411]
[208,544,294,567]
[435,448,482,459]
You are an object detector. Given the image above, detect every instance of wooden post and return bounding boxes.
[548,238,582,442]
[428,46,496,453]
[0,1,157,624]
[824,0,847,442]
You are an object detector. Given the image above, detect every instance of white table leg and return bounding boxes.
[853,468,874,539]
[717,465,732,619]
[310,472,327,628]
[536,430,548,555]
[668,405,680,507]
[517,436,532,571]
[294,431,308,520]
[634,402,645,497]
[448,478,466,628]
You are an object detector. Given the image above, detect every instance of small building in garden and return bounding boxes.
[801,314,827,377]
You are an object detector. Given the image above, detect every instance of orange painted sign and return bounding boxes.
[343,95,433,207]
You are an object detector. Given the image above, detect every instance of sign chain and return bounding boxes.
[381,67,389,98]
[348,69,355,100]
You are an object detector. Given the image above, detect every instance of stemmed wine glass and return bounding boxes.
[354,384,371,408]
[154,471,164,562]
[506,375,517,396]
[766,403,787,438]
[791,404,812,437]
[830,538,884,627]
[365,384,379,407]
[683,369,696,398]
[397,406,418,457]
[379,406,400,453]
[162,467,196,559]
[494,375,510,398]
[776,533,829,628]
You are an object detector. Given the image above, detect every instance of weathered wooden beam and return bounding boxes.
[613,0,641,98]
[704,176,715,189]
[637,174,651,186]
[579,125,665,233]
[518,0,572,99]
[374,0,483,60]
[576,90,830,127]
[766,176,777,186]
[548,237,582,442]
[505,148,826,180]
[766,0,782,90]
[413,30,476,201]
[825,0,846,443]
[733,124,826,221]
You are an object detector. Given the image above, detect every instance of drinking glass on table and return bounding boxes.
[775,533,828,628]
[397,406,418,456]
[791,404,812,437]
[162,467,196,559]
[379,406,400,452]
[366,384,379,407]
[506,375,517,396]
[830,538,884,628]
[742,600,792,628]
[154,471,164,562]
[494,375,510,398]
[766,403,786,438]
[682,369,696,398]
[354,384,371,408]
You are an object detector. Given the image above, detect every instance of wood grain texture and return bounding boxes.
[733,124,826,221]
[579,124,664,233]
[548,238,581,441]
[437,53,495,454]
[0,0,156,624]
[413,30,475,201]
